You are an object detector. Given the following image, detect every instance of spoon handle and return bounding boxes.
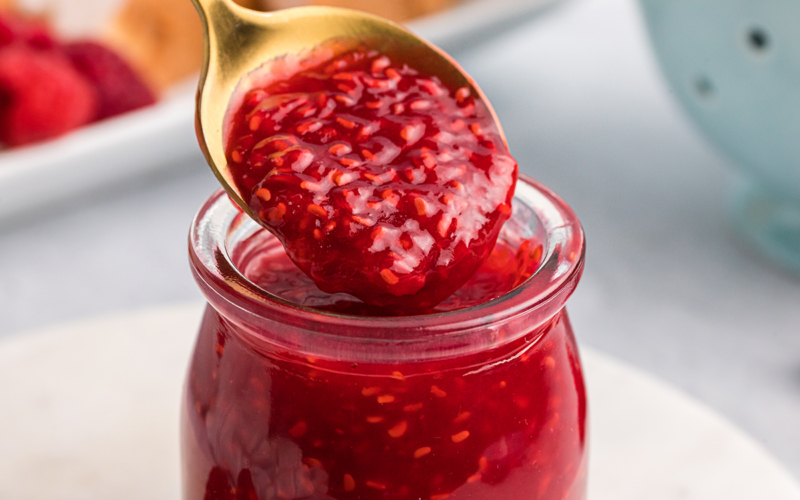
[191,0,240,37]
[192,0,254,91]
[192,0,260,51]
[191,0,237,18]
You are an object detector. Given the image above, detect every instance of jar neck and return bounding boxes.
[189,175,585,363]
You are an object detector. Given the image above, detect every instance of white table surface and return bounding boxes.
[2,304,799,500]
[1,0,799,484]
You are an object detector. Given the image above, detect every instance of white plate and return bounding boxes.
[0,0,559,221]
[0,303,798,500]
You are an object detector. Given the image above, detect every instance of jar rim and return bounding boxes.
[189,174,585,361]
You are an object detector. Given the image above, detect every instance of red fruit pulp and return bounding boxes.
[225,46,518,312]
[233,227,544,316]
[182,231,587,500]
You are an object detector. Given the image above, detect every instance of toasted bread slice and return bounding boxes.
[261,0,459,23]
[102,0,262,92]
[0,0,17,12]
[103,0,458,91]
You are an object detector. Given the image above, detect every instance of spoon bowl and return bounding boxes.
[190,0,506,219]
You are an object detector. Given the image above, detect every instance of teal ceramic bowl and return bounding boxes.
[639,0,800,272]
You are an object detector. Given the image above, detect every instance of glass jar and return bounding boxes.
[182,175,587,500]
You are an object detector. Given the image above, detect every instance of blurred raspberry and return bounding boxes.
[0,12,56,50]
[0,44,97,146]
[64,41,156,120]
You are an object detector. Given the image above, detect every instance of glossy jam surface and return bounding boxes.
[225,46,517,312]
[232,229,543,316]
[182,240,587,500]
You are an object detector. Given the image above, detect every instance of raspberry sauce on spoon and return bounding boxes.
[225,46,517,312]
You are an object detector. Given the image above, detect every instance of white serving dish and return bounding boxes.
[1,303,799,499]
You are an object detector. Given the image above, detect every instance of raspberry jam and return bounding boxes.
[224,46,517,312]
[232,225,542,317]
[184,176,587,500]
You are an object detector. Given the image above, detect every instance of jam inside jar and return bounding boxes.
[183,175,587,500]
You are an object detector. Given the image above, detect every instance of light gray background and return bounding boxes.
[1,0,799,481]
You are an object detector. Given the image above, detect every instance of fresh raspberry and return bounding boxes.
[64,41,156,120]
[226,47,517,312]
[0,12,56,50]
[0,44,97,146]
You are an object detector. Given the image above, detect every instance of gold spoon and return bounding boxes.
[190,0,506,220]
